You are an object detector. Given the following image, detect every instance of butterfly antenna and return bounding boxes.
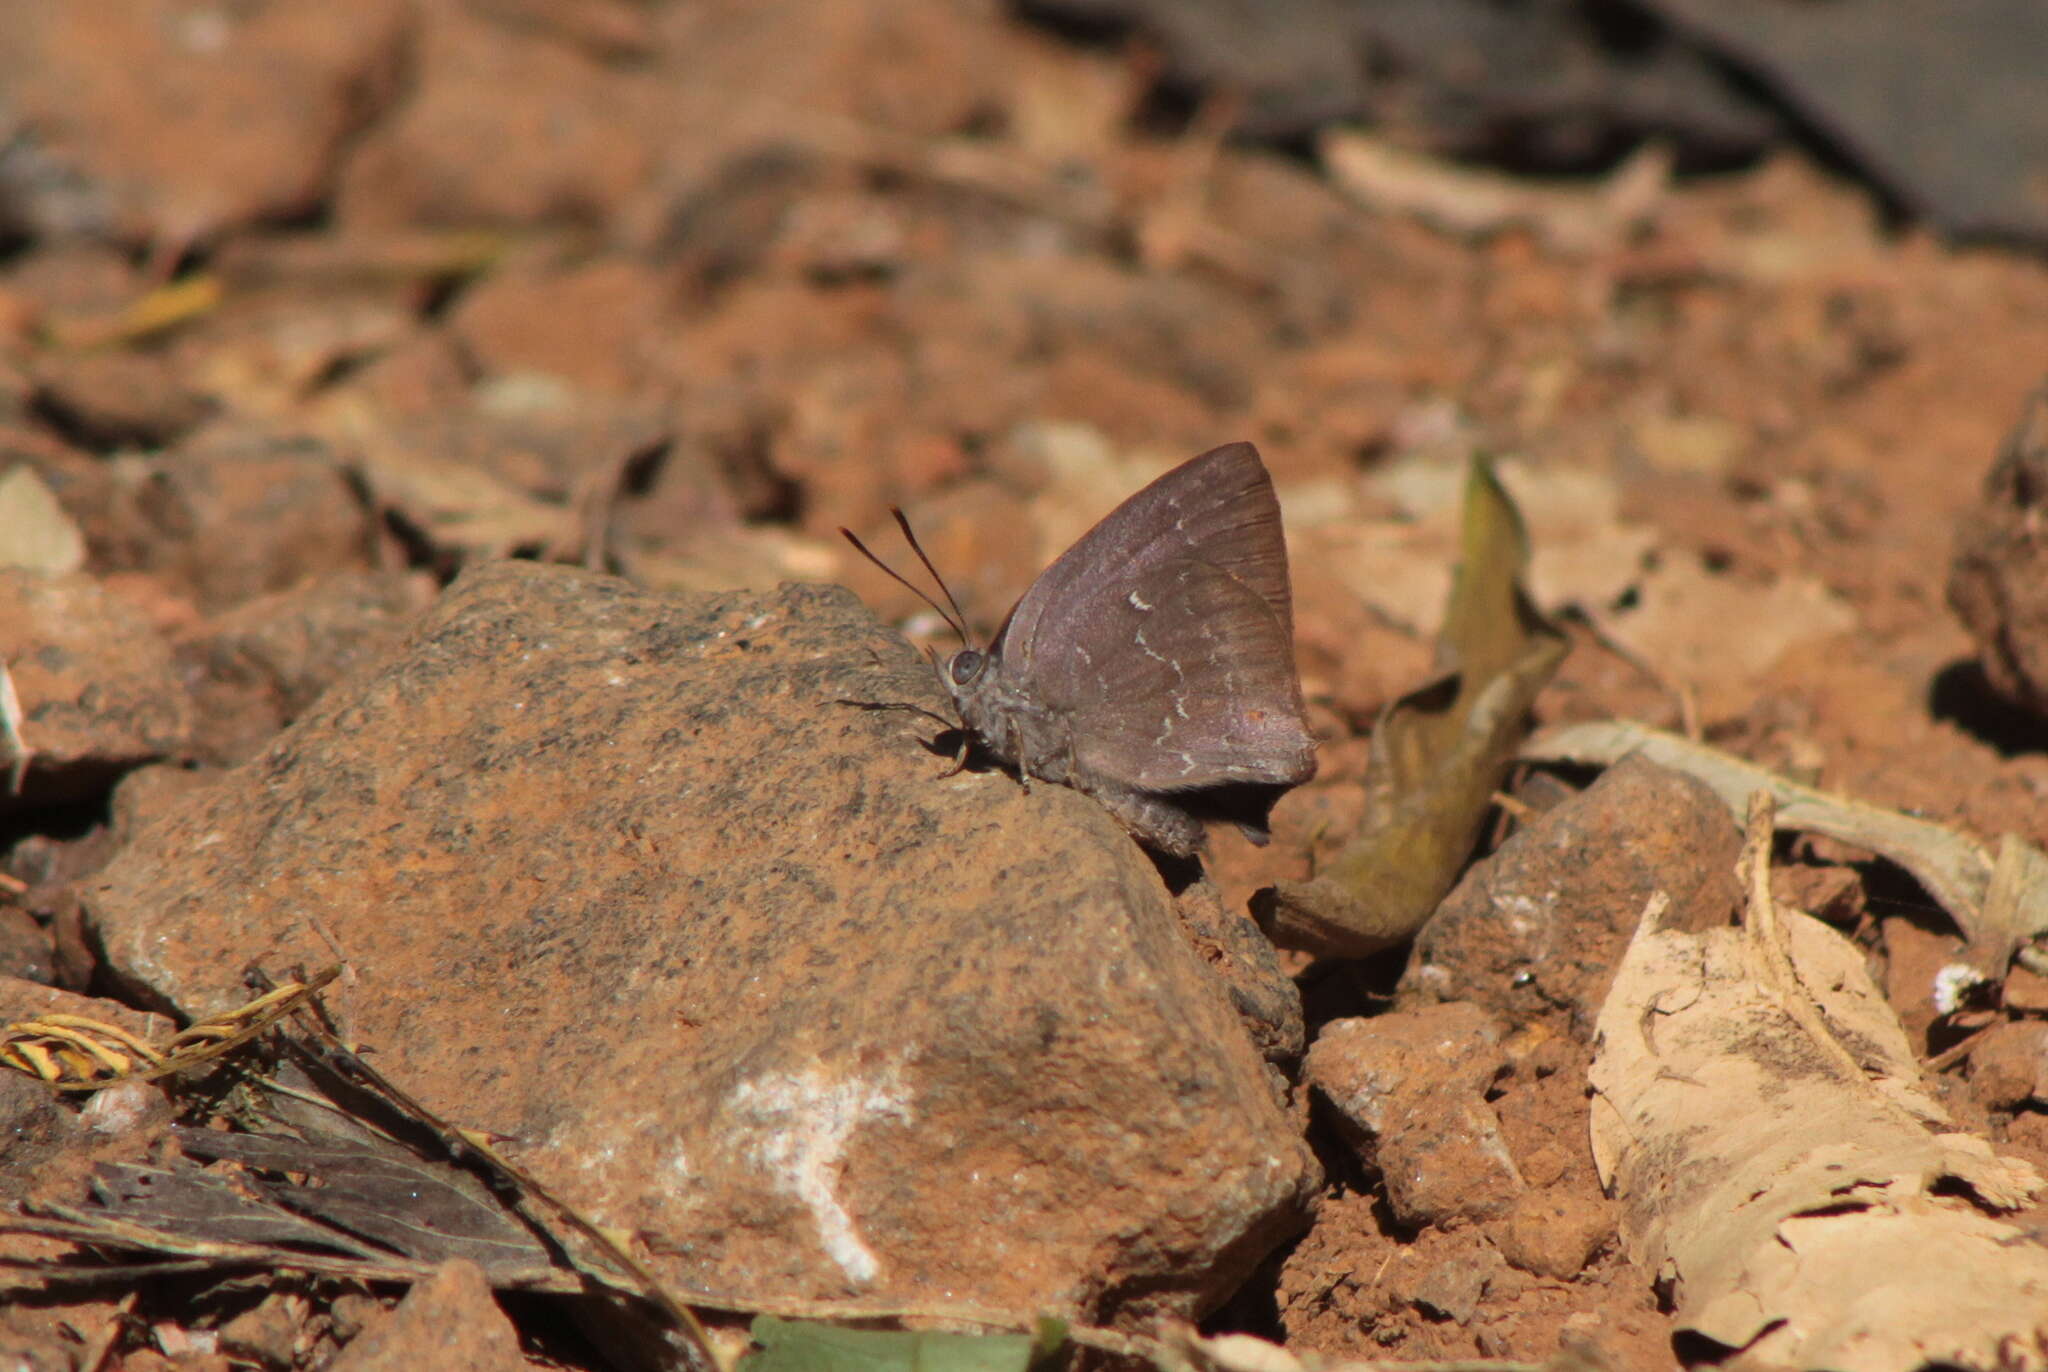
[889,508,974,647]
[840,522,971,647]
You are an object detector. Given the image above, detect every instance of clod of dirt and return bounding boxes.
[326,1259,528,1372]
[1881,914,1965,1043]
[1968,1021,2048,1111]
[1949,382,2048,715]
[1173,876,1303,1062]
[0,908,54,985]
[0,1068,78,1201]
[173,569,435,765]
[0,568,193,810]
[218,1291,313,1370]
[447,259,674,398]
[1402,755,1743,1038]
[30,351,213,451]
[1303,1003,1521,1226]
[1405,1236,1507,1326]
[85,561,1317,1319]
[1495,1189,1615,1280]
[107,430,379,615]
[0,1,415,242]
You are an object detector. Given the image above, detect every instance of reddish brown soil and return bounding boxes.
[2,1,2046,1368]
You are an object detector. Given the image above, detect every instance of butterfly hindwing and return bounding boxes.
[1059,555,1314,790]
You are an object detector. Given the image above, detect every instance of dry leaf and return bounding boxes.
[1320,130,1669,256]
[0,464,86,574]
[1257,456,1566,956]
[0,656,30,795]
[1589,801,2048,1370]
[1600,553,1857,710]
[174,1125,553,1280]
[1522,719,2048,969]
[354,448,573,562]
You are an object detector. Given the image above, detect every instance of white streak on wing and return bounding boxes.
[1134,625,1193,751]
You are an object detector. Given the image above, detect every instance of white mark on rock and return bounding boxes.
[1127,591,1153,612]
[728,1063,912,1285]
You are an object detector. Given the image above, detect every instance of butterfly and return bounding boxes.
[846,442,1316,857]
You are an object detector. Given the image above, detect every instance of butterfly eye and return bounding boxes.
[948,650,985,686]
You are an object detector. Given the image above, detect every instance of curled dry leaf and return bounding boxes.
[0,655,30,795]
[1522,719,2048,972]
[1164,1324,1569,1372]
[1320,129,1671,256]
[1588,796,2048,1370]
[1256,456,1566,957]
[351,447,573,563]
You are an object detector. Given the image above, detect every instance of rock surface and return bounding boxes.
[1402,755,1743,1038]
[86,561,1317,1318]
[1949,383,2048,713]
[1303,1003,1521,1227]
[326,1260,531,1372]
[175,569,435,764]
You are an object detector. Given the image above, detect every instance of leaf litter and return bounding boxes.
[1524,719,2048,974]
[1,968,1354,1372]
[1256,455,1566,957]
[1587,793,2048,1369]
[0,967,730,1370]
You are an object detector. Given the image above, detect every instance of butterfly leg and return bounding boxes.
[1008,718,1031,792]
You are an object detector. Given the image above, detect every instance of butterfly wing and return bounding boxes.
[996,443,1315,792]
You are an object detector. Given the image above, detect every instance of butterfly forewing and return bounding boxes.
[996,443,1292,666]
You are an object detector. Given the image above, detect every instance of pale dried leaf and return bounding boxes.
[1320,129,1669,255]
[0,656,30,794]
[1590,889,2048,1369]
[0,464,86,574]
[1329,451,1657,632]
[354,449,571,561]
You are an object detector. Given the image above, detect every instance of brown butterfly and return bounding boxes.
[847,442,1316,857]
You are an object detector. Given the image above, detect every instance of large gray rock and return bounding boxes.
[87,561,1315,1318]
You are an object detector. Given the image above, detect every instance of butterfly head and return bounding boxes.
[939,645,1005,745]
